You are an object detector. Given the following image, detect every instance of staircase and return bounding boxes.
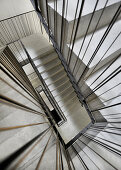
[28,0,121,169]
[0,0,121,169]
[21,33,91,144]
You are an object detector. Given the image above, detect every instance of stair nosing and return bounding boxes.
[45,73,67,86]
[38,61,61,74]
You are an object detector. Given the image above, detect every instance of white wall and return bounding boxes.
[0,0,34,20]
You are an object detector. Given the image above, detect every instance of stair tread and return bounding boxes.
[48,76,69,90]
[45,71,67,86]
[63,102,83,116]
[53,83,72,97]
[58,94,77,108]
[61,98,80,111]
[37,58,61,73]
[53,86,74,99]
[33,52,58,66]
[55,91,75,103]
[42,64,64,79]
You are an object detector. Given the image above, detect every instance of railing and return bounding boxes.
[0,0,121,169]
[30,0,121,124]
[0,46,68,169]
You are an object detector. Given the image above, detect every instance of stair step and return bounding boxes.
[63,102,84,117]
[37,58,61,74]
[45,70,67,85]
[53,83,72,97]
[42,64,64,80]
[33,52,58,66]
[48,75,69,91]
[58,94,77,108]
[61,97,79,112]
[54,86,74,99]
[21,33,54,59]
[28,72,38,81]
[56,91,75,103]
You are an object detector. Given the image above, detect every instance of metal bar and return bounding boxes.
[85,131,121,150]
[77,3,121,84]
[35,131,53,170]
[72,0,99,74]
[58,139,61,170]
[98,94,121,105]
[0,66,40,103]
[82,133,121,157]
[91,124,121,131]
[59,141,64,170]
[60,0,65,52]
[1,51,39,100]
[56,138,59,170]
[85,32,121,80]
[66,150,76,170]
[55,0,58,40]
[67,0,80,62]
[0,122,48,131]
[45,0,50,39]
[98,83,121,98]
[74,0,109,76]
[89,94,121,111]
[72,145,89,170]
[85,67,121,99]
[75,142,100,170]
[0,77,42,110]
[0,94,47,117]
[61,0,68,53]
[13,127,51,170]
[67,0,85,68]
[63,148,72,170]
[86,83,121,103]
[89,57,120,91]
[88,127,121,136]
[78,138,118,169]
[102,113,121,116]
[82,53,120,95]
[91,102,121,112]
[0,127,50,170]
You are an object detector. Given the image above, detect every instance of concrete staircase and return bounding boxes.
[21,33,91,144]
[21,0,121,142]
[0,0,121,169]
